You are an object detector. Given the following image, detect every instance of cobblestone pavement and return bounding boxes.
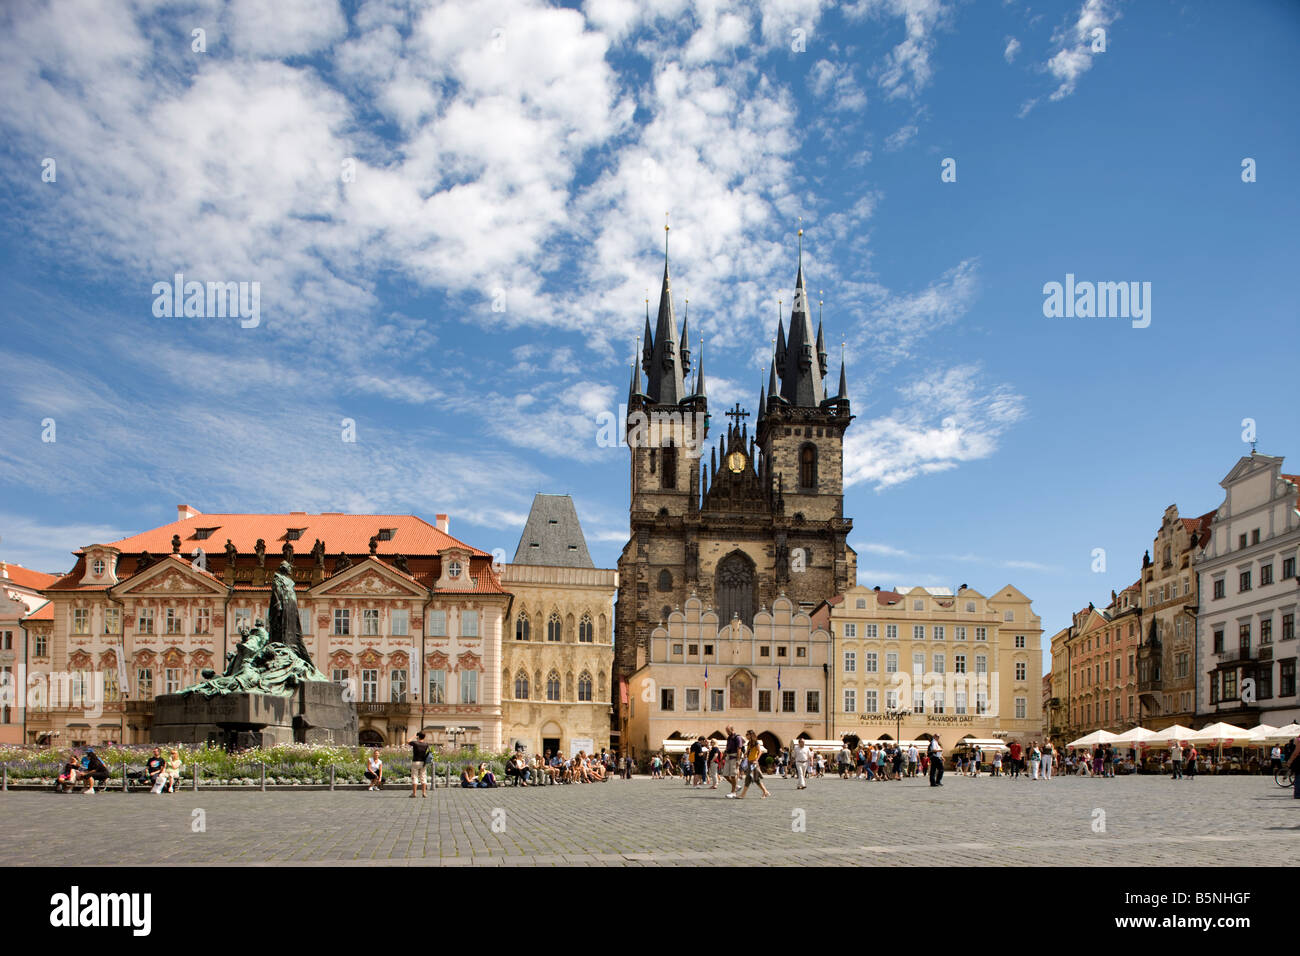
[2,773,1297,866]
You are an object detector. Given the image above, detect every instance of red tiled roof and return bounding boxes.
[1282,475,1300,513]
[98,512,486,559]
[22,601,53,621]
[1180,508,1216,543]
[876,589,902,605]
[0,563,60,591]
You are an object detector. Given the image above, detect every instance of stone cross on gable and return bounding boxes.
[725,403,749,427]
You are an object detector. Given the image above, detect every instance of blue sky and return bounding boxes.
[1,0,1297,673]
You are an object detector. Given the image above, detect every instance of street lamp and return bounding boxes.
[885,708,911,743]
[445,726,466,751]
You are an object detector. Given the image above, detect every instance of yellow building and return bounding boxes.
[500,495,617,758]
[822,584,1044,746]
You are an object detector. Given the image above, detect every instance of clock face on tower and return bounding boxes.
[726,451,746,473]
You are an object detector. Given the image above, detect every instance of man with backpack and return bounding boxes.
[723,725,743,796]
[408,731,430,798]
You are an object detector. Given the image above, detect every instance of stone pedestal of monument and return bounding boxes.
[152,681,358,749]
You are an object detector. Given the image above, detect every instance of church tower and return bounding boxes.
[614,229,856,697]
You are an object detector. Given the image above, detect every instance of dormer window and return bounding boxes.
[193,528,217,540]
[447,560,462,579]
[92,558,105,576]
[378,529,396,541]
[285,528,304,541]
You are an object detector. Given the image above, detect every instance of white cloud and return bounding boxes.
[808,59,868,112]
[846,0,951,100]
[1027,0,1119,108]
[843,366,1026,490]
[855,542,913,557]
[1003,36,1021,63]
[228,0,348,57]
[884,123,918,150]
[0,513,137,576]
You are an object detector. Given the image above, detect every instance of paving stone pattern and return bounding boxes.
[2,773,1297,866]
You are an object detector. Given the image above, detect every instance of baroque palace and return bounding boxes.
[614,233,1042,756]
[11,496,616,756]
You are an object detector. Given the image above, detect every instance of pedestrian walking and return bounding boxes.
[1170,741,1183,779]
[928,735,944,787]
[707,739,722,789]
[408,731,430,798]
[793,738,811,789]
[1042,742,1054,780]
[907,743,918,778]
[1287,734,1300,799]
[736,730,770,799]
[1185,745,1198,780]
[723,725,743,795]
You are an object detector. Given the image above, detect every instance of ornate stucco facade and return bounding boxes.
[626,594,832,757]
[25,507,509,751]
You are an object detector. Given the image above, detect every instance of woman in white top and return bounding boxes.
[1041,743,1054,780]
[365,750,383,790]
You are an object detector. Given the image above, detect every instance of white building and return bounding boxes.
[1194,453,1300,726]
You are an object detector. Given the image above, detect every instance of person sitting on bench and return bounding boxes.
[146,748,166,793]
[81,749,110,794]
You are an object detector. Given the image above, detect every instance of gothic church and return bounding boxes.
[614,234,857,686]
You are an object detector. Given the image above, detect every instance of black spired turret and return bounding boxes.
[642,227,689,406]
[776,232,826,407]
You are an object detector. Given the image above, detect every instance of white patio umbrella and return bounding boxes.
[1111,726,1161,745]
[1262,722,1300,744]
[1187,722,1250,746]
[1157,724,1197,745]
[1246,724,1280,743]
[1066,729,1119,748]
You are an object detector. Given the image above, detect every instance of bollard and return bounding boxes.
[193,764,198,792]
[2,763,7,791]
[260,762,266,792]
[330,765,335,791]
[122,760,128,793]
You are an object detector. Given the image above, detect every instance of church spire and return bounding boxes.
[644,224,688,405]
[816,293,827,380]
[680,299,691,380]
[778,226,825,407]
[628,336,644,403]
[694,335,706,399]
[837,342,848,401]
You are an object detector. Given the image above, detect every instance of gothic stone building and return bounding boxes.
[614,240,856,746]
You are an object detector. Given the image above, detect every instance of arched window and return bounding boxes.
[515,613,530,641]
[715,551,756,626]
[547,611,562,642]
[514,670,529,700]
[799,443,817,489]
[579,612,593,643]
[662,445,678,489]
[577,671,593,702]
[546,670,561,701]
[657,569,672,592]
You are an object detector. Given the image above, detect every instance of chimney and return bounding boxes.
[0,561,7,579]
[178,504,201,521]
[435,514,449,533]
